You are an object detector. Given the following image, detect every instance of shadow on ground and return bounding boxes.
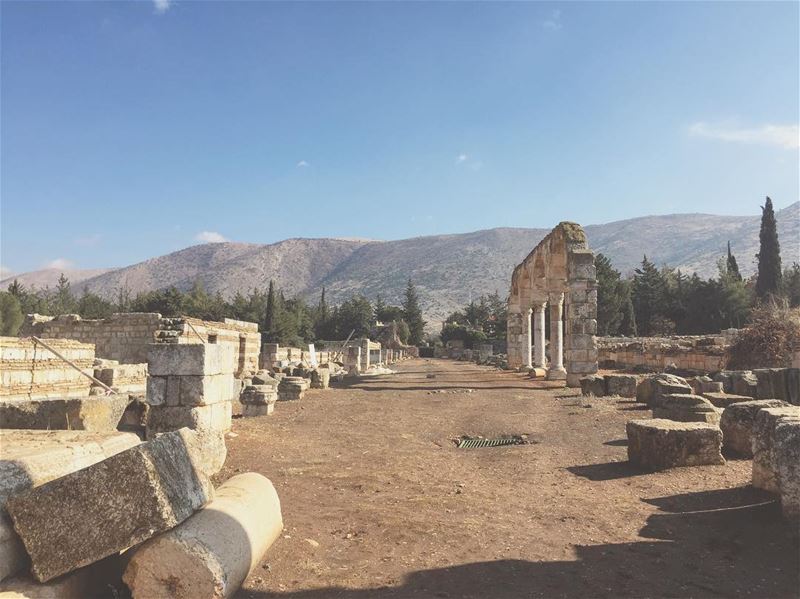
[244,486,799,599]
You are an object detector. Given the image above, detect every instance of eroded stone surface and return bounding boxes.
[774,419,800,522]
[148,344,235,377]
[0,395,130,432]
[6,429,212,582]
[0,430,140,582]
[652,394,721,425]
[124,473,283,599]
[636,374,691,407]
[605,374,638,398]
[626,418,724,470]
[719,399,789,458]
[752,407,800,493]
[580,375,606,397]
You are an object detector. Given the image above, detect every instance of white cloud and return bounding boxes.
[296,160,309,168]
[74,234,102,247]
[44,258,75,270]
[542,10,562,31]
[456,154,468,164]
[195,231,228,243]
[688,121,799,150]
[153,0,171,14]
[0,265,14,279]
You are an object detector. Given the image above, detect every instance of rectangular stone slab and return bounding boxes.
[5,429,213,582]
[148,344,234,377]
[0,430,140,583]
[0,395,130,432]
[627,418,724,470]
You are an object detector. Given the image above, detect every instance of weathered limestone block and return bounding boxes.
[148,343,235,377]
[146,402,232,438]
[719,399,790,458]
[787,368,800,406]
[605,374,638,398]
[0,395,130,432]
[310,368,330,390]
[688,376,723,395]
[580,375,606,397]
[123,473,283,599]
[6,429,213,582]
[635,373,691,407]
[701,391,753,409]
[251,371,277,386]
[0,430,140,583]
[752,407,800,493]
[732,371,758,398]
[119,395,149,431]
[626,419,724,470]
[774,419,800,522]
[278,377,308,401]
[0,555,121,599]
[652,394,720,424]
[240,385,277,417]
[147,374,235,407]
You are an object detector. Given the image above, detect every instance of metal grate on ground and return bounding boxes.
[457,436,526,449]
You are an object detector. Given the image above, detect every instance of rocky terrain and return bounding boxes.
[3,203,797,323]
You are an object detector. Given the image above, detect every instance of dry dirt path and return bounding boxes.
[219,358,799,599]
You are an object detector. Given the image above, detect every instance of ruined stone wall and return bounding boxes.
[22,313,260,378]
[167,317,261,377]
[23,313,162,364]
[597,335,730,373]
[260,343,333,370]
[1,337,95,401]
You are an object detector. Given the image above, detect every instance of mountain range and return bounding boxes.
[3,202,797,324]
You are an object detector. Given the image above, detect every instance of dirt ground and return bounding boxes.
[218,358,799,599]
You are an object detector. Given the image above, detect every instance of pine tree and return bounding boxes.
[52,274,76,316]
[726,241,742,281]
[595,253,626,335]
[755,196,782,299]
[632,256,668,336]
[402,278,426,345]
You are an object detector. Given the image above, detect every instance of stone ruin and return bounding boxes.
[0,317,413,594]
[581,367,800,525]
[507,222,598,387]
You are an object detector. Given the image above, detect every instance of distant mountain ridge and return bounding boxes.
[3,202,797,323]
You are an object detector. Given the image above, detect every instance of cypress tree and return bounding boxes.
[264,280,277,340]
[402,278,426,345]
[755,197,782,299]
[726,241,742,282]
[595,253,626,335]
[632,256,667,336]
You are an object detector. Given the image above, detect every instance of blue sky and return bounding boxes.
[1,0,798,275]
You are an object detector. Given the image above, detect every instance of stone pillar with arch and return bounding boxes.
[506,222,598,387]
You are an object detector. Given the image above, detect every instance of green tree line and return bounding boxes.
[0,274,428,347]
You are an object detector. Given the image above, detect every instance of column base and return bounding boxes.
[528,367,548,379]
[546,367,567,381]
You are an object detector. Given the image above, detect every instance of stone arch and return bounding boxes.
[507,222,598,387]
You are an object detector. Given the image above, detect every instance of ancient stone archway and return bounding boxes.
[507,222,598,387]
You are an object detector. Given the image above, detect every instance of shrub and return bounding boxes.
[726,300,800,369]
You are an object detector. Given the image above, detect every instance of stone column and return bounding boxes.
[524,308,533,369]
[360,338,370,372]
[533,303,546,368]
[506,310,524,369]
[547,293,566,380]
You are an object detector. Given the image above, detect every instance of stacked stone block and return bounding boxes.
[146,343,234,440]
[310,367,331,389]
[751,406,800,493]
